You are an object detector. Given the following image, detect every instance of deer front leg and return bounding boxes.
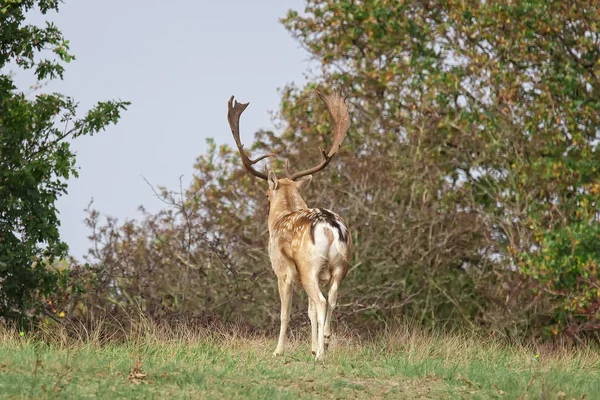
[273,275,293,356]
[308,297,318,355]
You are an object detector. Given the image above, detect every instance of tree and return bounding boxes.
[73,0,600,340]
[281,0,600,337]
[0,0,129,320]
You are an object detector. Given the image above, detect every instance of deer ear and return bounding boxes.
[268,170,279,190]
[296,175,312,191]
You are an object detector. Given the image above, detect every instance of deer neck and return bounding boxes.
[268,187,308,232]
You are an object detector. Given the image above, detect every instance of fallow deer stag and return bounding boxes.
[227,89,351,361]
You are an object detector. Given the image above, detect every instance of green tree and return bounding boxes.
[281,0,600,336]
[77,0,600,340]
[0,0,129,320]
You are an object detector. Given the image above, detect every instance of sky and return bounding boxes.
[11,0,310,260]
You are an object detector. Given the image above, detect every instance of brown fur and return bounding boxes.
[227,89,351,362]
[267,176,350,361]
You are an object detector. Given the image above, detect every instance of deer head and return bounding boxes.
[227,89,350,218]
[226,89,352,362]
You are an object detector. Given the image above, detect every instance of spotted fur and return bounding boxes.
[228,89,351,362]
[265,176,352,361]
[273,208,349,243]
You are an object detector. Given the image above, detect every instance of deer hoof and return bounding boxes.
[272,349,284,357]
[314,353,324,362]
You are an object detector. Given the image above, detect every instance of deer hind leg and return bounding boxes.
[273,274,293,356]
[308,297,318,355]
[324,270,343,349]
[301,271,327,361]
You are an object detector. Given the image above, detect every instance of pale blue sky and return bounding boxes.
[13,0,310,259]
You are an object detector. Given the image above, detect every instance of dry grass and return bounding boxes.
[0,318,598,399]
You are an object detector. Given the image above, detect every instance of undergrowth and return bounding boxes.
[0,319,598,399]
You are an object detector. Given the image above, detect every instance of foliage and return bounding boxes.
[521,205,600,336]
[0,0,129,320]
[278,0,600,337]
[60,0,600,340]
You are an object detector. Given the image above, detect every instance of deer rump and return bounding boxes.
[274,208,350,285]
[229,89,351,360]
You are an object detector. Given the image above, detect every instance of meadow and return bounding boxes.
[0,321,598,399]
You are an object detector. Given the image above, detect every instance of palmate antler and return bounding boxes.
[227,89,350,181]
[285,89,350,180]
[227,96,274,180]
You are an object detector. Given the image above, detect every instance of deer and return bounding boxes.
[227,89,351,361]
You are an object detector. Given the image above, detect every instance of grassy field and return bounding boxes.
[0,323,598,399]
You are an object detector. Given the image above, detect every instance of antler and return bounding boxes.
[227,95,273,180]
[285,89,350,181]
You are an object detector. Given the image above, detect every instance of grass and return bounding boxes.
[0,321,598,399]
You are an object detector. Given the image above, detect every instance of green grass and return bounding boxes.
[0,323,598,399]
